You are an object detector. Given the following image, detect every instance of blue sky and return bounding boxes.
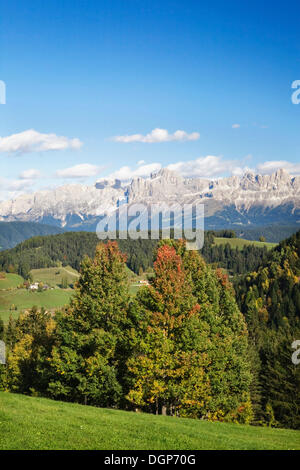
[1,0,300,198]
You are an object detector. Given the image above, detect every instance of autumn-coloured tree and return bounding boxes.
[128,240,253,422]
[127,243,208,415]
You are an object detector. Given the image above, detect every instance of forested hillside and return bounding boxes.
[202,232,270,274]
[235,231,300,429]
[0,220,295,253]
[236,231,300,329]
[0,222,64,251]
[0,232,157,277]
[0,229,273,278]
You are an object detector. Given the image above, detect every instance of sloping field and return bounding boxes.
[0,289,73,323]
[30,266,79,287]
[214,237,277,250]
[0,274,24,290]
[0,392,299,450]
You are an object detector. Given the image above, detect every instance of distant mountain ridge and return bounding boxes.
[0,222,64,251]
[0,168,299,230]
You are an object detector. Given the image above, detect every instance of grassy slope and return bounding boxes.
[0,289,73,323]
[0,270,75,323]
[0,273,24,290]
[0,393,299,450]
[214,237,277,250]
[129,284,141,295]
[30,266,79,287]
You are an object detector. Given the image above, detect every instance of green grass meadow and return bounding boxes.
[214,237,277,251]
[0,289,73,323]
[0,273,24,290]
[30,265,79,287]
[0,392,299,450]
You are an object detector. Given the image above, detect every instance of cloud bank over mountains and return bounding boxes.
[257,160,300,176]
[0,128,299,201]
[2,154,300,202]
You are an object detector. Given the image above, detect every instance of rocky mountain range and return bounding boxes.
[0,168,299,231]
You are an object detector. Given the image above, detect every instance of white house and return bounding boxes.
[29,282,39,291]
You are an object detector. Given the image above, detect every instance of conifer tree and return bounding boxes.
[47,241,131,406]
[260,325,300,429]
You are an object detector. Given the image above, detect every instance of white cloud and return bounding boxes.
[0,129,83,154]
[232,124,240,129]
[106,156,252,181]
[167,155,249,178]
[6,180,33,191]
[112,128,200,143]
[231,166,254,176]
[55,163,103,179]
[2,155,299,202]
[257,160,300,175]
[19,168,41,180]
[0,177,34,197]
[108,162,162,181]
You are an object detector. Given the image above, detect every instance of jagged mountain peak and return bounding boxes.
[0,168,299,229]
[95,178,122,190]
[150,167,182,181]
